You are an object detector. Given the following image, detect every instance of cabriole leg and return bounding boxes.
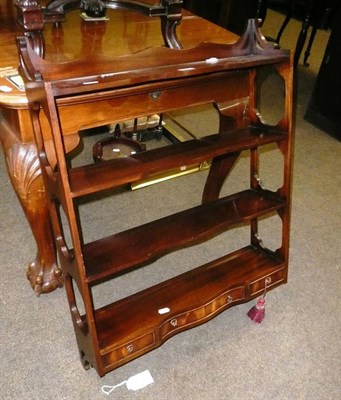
[1,125,63,295]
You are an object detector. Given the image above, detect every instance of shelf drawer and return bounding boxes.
[101,332,155,366]
[58,71,249,135]
[159,286,245,339]
[248,267,285,296]
[94,247,287,373]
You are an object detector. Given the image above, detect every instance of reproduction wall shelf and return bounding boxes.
[17,1,293,376]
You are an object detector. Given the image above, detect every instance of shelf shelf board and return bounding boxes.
[92,245,285,372]
[83,189,285,283]
[69,127,286,198]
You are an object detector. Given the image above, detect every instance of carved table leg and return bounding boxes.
[1,124,63,295]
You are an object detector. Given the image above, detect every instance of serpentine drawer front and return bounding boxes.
[100,266,286,370]
[159,286,245,339]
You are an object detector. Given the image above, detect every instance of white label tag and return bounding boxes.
[126,370,154,391]
[158,307,170,315]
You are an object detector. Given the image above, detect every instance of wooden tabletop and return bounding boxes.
[0,1,239,108]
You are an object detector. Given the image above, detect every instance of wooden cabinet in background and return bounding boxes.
[305,4,341,140]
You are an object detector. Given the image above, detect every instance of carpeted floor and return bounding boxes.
[1,9,340,400]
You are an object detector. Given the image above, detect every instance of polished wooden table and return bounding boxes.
[0,0,238,295]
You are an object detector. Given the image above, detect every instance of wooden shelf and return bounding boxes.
[83,189,285,283]
[69,128,286,198]
[18,9,293,375]
[93,245,285,372]
[19,33,289,96]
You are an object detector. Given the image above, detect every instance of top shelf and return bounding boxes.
[17,19,290,96]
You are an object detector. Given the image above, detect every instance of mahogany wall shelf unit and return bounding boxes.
[17,2,294,376]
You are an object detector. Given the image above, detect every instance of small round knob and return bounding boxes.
[227,295,233,304]
[150,91,161,99]
[126,344,134,353]
[170,319,178,327]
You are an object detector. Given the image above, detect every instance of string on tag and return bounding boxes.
[101,370,154,394]
[102,380,128,395]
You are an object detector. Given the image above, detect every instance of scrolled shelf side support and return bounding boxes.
[15,0,45,57]
[160,0,183,49]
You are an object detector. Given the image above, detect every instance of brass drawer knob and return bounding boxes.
[170,318,178,327]
[126,344,134,353]
[265,276,272,286]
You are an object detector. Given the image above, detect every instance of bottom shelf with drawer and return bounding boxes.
[90,245,286,373]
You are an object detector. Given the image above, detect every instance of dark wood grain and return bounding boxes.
[15,4,294,375]
[95,245,285,372]
[83,189,286,283]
